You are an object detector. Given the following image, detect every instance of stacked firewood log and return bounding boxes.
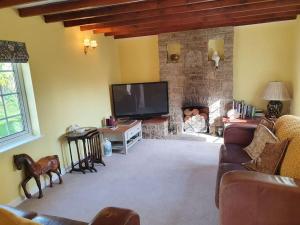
[183,108,208,133]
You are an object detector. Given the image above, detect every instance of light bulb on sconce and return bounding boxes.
[83,39,90,46]
[83,39,90,54]
[211,51,220,69]
[90,40,98,48]
[83,38,98,55]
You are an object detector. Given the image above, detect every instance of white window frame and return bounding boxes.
[0,63,41,153]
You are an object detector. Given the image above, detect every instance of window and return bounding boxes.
[0,62,39,150]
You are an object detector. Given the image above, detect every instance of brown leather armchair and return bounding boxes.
[0,205,140,225]
[220,171,300,225]
[217,122,300,225]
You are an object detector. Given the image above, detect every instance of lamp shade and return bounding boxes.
[263,81,291,101]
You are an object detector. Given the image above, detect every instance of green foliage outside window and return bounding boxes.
[0,63,24,138]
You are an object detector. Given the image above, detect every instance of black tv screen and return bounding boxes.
[112,81,169,118]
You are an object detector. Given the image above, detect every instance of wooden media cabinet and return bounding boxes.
[99,120,142,154]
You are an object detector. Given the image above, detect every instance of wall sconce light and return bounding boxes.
[167,42,181,63]
[83,38,98,55]
[208,39,224,69]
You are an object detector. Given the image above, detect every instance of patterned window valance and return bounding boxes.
[0,40,29,63]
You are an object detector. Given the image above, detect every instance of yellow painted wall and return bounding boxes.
[0,8,121,204]
[117,36,159,83]
[292,16,300,116]
[233,21,296,112]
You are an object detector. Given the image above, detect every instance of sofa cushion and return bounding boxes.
[244,124,278,159]
[242,139,289,174]
[275,115,300,140]
[275,115,300,178]
[220,144,252,164]
[224,123,257,147]
[0,207,41,225]
[259,117,275,132]
[215,163,248,207]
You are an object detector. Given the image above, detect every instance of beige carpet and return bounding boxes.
[18,139,220,225]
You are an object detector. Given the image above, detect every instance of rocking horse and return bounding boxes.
[14,154,63,199]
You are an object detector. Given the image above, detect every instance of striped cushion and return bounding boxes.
[244,124,278,160]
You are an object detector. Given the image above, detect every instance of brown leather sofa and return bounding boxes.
[216,123,300,225]
[215,123,255,207]
[0,205,140,225]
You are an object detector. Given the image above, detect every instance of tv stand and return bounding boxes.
[117,119,137,126]
[100,120,142,154]
[139,117,154,121]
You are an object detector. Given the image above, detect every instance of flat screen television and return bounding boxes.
[112,81,169,118]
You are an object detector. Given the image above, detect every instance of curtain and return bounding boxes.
[0,40,29,63]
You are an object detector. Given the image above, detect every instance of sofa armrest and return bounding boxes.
[219,171,300,225]
[0,205,37,219]
[89,207,140,225]
[224,123,257,147]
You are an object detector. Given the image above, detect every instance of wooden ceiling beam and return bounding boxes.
[93,23,160,34]
[111,13,296,36]
[0,0,42,8]
[64,7,160,27]
[98,22,162,35]
[18,0,139,17]
[98,23,160,35]
[104,26,160,36]
[102,11,298,36]
[80,6,300,31]
[44,0,158,23]
[113,15,296,39]
[65,0,300,27]
[45,0,259,23]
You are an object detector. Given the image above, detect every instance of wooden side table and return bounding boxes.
[222,117,262,126]
[99,120,142,154]
[216,117,261,137]
[65,128,105,174]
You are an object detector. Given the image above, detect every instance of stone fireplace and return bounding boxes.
[159,27,234,135]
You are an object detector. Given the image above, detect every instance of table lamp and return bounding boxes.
[263,81,291,118]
